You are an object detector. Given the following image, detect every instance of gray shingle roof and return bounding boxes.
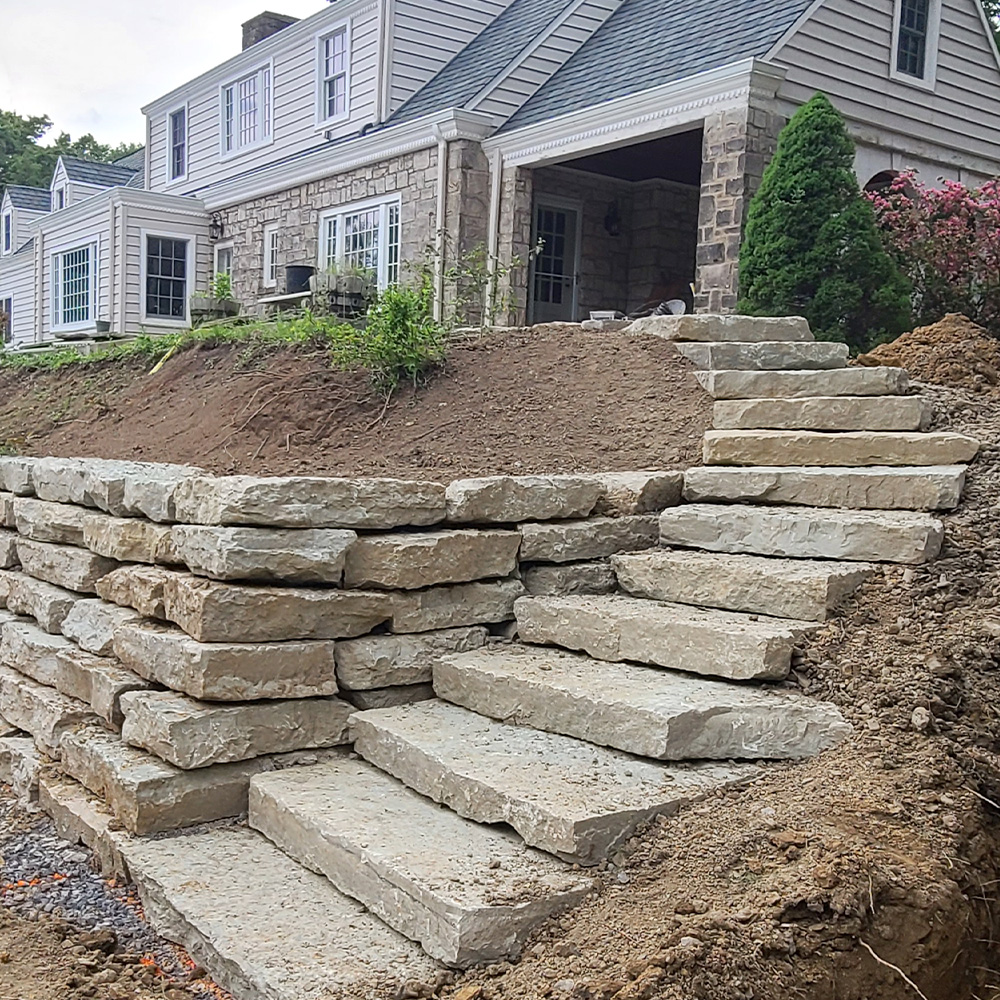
[60,156,139,187]
[113,147,146,172]
[13,237,35,256]
[4,185,51,212]
[390,0,578,124]
[502,0,814,131]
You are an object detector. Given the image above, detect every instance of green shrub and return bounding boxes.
[738,92,911,352]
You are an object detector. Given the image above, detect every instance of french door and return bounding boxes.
[530,201,580,323]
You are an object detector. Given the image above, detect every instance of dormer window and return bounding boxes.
[56,188,65,210]
[169,107,188,182]
[317,25,350,124]
[2,213,11,255]
[892,0,940,86]
[221,63,273,156]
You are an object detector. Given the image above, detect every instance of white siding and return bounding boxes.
[473,0,621,120]
[13,208,47,251]
[389,0,515,111]
[147,5,382,198]
[771,0,1000,172]
[0,251,37,347]
[122,205,210,334]
[40,204,112,338]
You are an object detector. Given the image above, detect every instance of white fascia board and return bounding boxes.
[194,108,497,212]
[482,58,762,165]
[141,0,378,116]
[110,188,208,218]
[27,188,114,236]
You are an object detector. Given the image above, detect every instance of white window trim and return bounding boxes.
[51,241,99,334]
[166,103,189,187]
[219,59,275,161]
[317,195,401,291]
[55,187,66,210]
[262,224,279,288]
[889,0,942,91]
[214,241,235,277]
[315,21,352,129]
[1,212,12,256]
[140,229,194,327]
[1,295,12,344]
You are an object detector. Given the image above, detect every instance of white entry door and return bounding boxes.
[530,202,580,323]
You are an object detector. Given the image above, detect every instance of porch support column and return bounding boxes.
[443,139,491,326]
[694,91,785,313]
[493,163,533,326]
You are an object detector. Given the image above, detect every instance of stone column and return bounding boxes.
[493,165,534,326]
[444,140,491,326]
[694,91,785,314]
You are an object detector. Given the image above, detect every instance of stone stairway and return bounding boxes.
[0,319,981,1000]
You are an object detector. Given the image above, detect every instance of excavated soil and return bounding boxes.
[0,325,709,478]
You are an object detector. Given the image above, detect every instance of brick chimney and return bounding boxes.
[242,11,299,50]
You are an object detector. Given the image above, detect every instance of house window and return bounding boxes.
[319,27,349,122]
[0,297,11,343]
[52,245,95,330]
[897,0,930,76]
[222,64,272,155]
[2,214,10,255]
[145,236,189,320]
[318,198,400,289]
[263,225,279,287]
[169,107,187,181]
[215,243,234,277]
[56,188,65,210]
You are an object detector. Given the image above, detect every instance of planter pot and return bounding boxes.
[190,296,240,317]
[286,264,315,295]
[94,320,112,335]
[310,273,375,297]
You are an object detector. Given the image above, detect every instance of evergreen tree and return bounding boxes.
[738,92,911,351]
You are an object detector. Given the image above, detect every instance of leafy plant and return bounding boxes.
[210,273,233,299]
[738,92,911,352]
[868,171,1000,335]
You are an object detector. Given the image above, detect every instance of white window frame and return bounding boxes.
[0,295,12,344]
[140,230,193,327]
[214,241,235,278]
[220,60,274,160]
[263,225,279,288]
[890,0,942,90]
[315,22,351,128]
[51,241,98,334]
[56,188,66,210]
[1,212,11,256]
[166,104,189,185]
[317,195,401,291]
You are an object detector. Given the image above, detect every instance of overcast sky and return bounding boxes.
[1,0,329,147]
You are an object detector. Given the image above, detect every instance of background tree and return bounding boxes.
[982,0,1000,48]
[0,110,141,191]
[738,92,912,352]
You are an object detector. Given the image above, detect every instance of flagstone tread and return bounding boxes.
[677,341,848,371]
[711,396,931,432]
[697,367,910,398]
[250,758,595,966]
[351,701,759,865]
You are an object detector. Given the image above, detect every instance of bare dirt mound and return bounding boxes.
[857,313,1000,391]
[0,326,709,479]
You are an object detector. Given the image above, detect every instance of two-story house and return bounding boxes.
[3,0,1000,346]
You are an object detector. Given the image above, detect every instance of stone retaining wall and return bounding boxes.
[0,456,682,832]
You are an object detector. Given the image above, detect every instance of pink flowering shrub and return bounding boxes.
[868,171,1000,335]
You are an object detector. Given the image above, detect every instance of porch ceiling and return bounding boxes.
[557,130,703,186]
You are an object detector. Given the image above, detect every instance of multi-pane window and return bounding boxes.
[169,108,187,181]
[263,226,279,287]
[897,0,930,78]
[215,244,234,278]
[320,28,349,121]
[53,245,94,329]
[0,297,11,343]
[2,214,10,254]
[56,189,65,210]
[319,199,401,289]
[145,236,189,319]
[222,65,272,155]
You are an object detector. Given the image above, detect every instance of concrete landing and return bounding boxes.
[351,700,759,864]
[433,645,851,761]
[250,757,594,966]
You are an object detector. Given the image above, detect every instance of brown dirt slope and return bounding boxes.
[0,326,708,478]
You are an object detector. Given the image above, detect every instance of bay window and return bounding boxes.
[319,198,401,289]
[52,244,96,331]
[222,63,272,156]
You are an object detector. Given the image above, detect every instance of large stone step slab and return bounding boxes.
[703,430,980,467]
[162,574,394,642]
[82,513,179,564]
[250,758,595,967]
[712,396,931,432]
[60,724,331,834]
[170,525,356,584]
[514,595,816,681]
[121,827,441,1000]
[659,504,944,564]
[60,599,144,656]
[121,690,353,769]
[677,341,848,371]
[173,475,447,529]
[521,561,618,597]
[626,314,812,342]
[352,701,759,865]
[698,368,910,398]
[113,621,340,701]
[95,564,181,618]
[0,530,17,570]
[444,475,602,524]
[0,665,95,754]
[682,466,966,511]
[518,516,659,563]
[613,550,872,621]
[389,578,526,633]
[13,497,87,546]
[16,538,119,594]
[0,457,38,496]
[6,571,84,633]
[433,646,851,761]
